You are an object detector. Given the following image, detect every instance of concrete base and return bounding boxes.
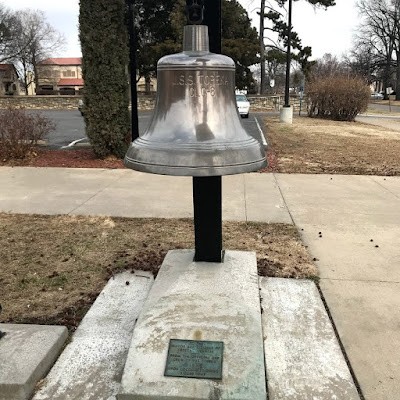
[33,271,154,400]
[279,106,293,124]
[118,250,266,400]
[0,324,68,400]
[261,278,360,399]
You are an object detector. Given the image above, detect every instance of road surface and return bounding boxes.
[36,110,268,149]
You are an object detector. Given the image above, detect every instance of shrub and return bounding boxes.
[307,75,370,121]
[79,0,130,158]
[0,108,55,160]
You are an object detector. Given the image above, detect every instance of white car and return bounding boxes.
[236,94,250,118]
[370,92,384,100]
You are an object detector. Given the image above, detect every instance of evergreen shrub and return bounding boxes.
[79,0,130,158]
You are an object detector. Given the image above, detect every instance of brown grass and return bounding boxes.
[264,116,400,175]
[0,214,316,331]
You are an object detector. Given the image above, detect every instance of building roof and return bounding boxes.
[40,58,82,66]
[0,64,15,71]
[58,78,84,86]
[0,63,19,77]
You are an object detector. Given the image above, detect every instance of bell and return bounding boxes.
[125,25,267,176]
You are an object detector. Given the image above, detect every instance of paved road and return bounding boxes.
[31,110,86,149]
[368,101,400,113]
[35,110,267,149]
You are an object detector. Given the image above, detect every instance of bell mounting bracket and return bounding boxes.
[186,0,205,25]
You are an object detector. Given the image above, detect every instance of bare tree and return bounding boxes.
[13,9,66,94]
[355,0,400,99]
[0,3,23,63]
[310,53,350,79]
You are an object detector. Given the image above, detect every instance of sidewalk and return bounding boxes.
[356,114,400,132]
[1,167,399,400]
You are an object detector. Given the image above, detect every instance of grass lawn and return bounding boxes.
[0,214,316,331]
[264,116,400,175]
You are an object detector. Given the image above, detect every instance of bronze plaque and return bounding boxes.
[164,339,223,380]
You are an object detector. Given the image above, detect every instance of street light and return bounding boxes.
[126,0,139,141]
[280,0,293,123]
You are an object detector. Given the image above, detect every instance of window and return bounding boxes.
[63,70,76,78]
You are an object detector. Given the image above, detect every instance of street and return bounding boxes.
[35,110,268,149]
[28,103,400,148]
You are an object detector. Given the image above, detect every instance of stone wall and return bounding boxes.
[0,95,157,111]
[248,95,303,112]
[0,94,303,112]
[0,95,80,110]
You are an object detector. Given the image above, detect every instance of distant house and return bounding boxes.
[35,57,158,95]
[0,64,20,95]
[36,58,83,95]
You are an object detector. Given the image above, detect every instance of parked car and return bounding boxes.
[78,99,84,116]
[235,94,250,118]
[370,92,384,100]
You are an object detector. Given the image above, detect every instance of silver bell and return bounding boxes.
[124,25,266,176]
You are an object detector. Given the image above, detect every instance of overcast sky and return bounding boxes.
[5,0,360,60]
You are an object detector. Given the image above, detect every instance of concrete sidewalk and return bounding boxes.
[1,167,399,399]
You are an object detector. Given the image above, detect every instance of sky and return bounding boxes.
[4,0,360,61]
[241,0,360,60]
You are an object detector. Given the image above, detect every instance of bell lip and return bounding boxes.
[124,157,267,177]
[131,137,263,151]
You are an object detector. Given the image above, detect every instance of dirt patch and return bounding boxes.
[263,116,400,175]
[0,214,316,331]
[0,148,125,169]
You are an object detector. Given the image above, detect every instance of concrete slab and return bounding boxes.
[320,279,400,400]
[222,174,247,221]
[118,250,266,400]
[0,324,68,400]
[370,175,400,198]
[298,223,400,282]
[71,171,193,218]
[0,167,122,215]
[260,278,360,400]
[275,174,400,219]
[33,271,153,400]
[245,173,292,224]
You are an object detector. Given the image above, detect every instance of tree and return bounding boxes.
[259,0,336,94]
[79,0,130,158]
[0,3,22,63]
[133,0,179,93]
[13,9,66,95]
[133,0,259,92]
[354,0,400,99]
[310,53,350,79]
[221,0,259,91]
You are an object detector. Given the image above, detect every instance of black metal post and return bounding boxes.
[284,0,293,108]
[193,0,223,263]
[127,0,139,141]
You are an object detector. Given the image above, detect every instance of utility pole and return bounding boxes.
[279,0,293,123]
[284,0,293,108]
[126,0,139,141]
[260,0,266,94]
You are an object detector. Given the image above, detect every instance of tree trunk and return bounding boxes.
[145,74,151,94]
[32,54,39,94]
